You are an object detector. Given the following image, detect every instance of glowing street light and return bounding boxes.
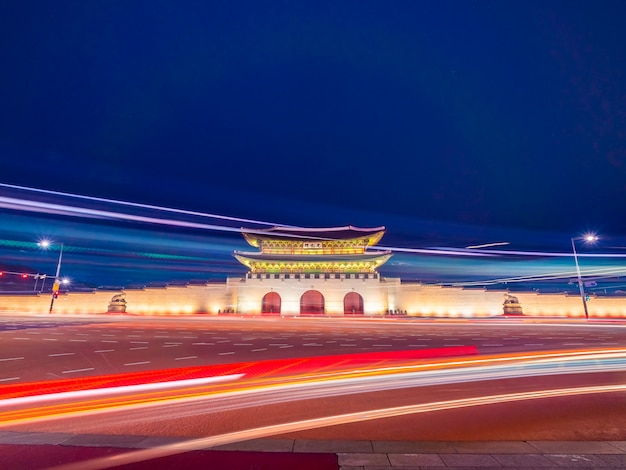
[571,233,598,319]
[39,240,64,314]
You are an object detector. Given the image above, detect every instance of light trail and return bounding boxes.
[466,242,510,249]
[48,383,626,470]
[0,182,288,228]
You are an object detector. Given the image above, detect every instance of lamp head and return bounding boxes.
[38,240,51,249]
[583,233,599,243]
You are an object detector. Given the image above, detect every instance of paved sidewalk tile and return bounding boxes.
[0,431,74,445]
[596,453,626,467]
[440,453,501,467]
[213,438,294,452]
[295,439,373,453]
[62,433,147,448]
[388,453,445,466]
[134,436,191,448]
[528,441,625,454]
[452,441,538,454]
[372,440,457,454]
[607,441,626,451]
[491,453,555,467]
[338,452,390,466]
[545,453,614,467]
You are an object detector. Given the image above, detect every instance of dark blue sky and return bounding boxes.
[1,1,626,286]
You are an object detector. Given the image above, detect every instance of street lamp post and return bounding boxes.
[571,234,598,319]
[48,243,64,314]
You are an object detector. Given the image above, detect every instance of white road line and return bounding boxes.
[192,342,215,346]
[0,357,24,362]
[524,343,545,346]
[175,356,198,361]
[183,336,198,339]
[252,348,267,352]
[303,343,323,346]
[233,343,253,346]
[0,377,20,382]
[101,340,118,343]
[219,352,235,355]
[130,347,148,350]
[340,344,357,347]
[482,343,504,347]
[130,341,149,344]
[269,343,288,346]
[62,368,95,374]
[563,342,585,346]
[124,361,150,366]
[70,339,87,342]
[48,353,75,357]
[373,344,392,347]
[12,338,29,340]
[94,349,114,353]
[155,335,170,338]
[163,344,180,348]
[42,338,58,341]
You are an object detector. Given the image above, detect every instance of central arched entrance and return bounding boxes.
[300,290,325,315]
[261,291,281,315]
[344,292,364,315]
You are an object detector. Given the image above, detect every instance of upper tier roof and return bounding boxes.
[241,225,386,247]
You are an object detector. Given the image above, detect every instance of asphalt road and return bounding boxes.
[0,315,624,384]
[0,314,625,446]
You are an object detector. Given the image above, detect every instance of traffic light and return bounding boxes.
[53,291,59,299]
[21,273,28,279]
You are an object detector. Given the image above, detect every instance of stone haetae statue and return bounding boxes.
[108,292,127,313]
[503,293,523,315]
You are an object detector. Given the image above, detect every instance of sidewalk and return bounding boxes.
[0,431,624,469]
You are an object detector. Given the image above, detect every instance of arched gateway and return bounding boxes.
[300,290,325,315]
[261,292,281,315]
[344,292,364,315]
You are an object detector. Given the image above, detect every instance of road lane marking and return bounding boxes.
[130,341,149,344]
[0,377,19,382]
[219,352,235,355]
[175,356,198,361]
[0,357,24,362]
[12,338,29,340]
[303,343,323,346]
[94,349,114,353]
[482,343,504,346]
[48,353,75,357]
[62,368,95,374]
[130,347,148,350]
[373,344,392,347]
[43,338,58,341]
[252,348,267,352]
[524,343,544,346]
[70,339,87,342]
[340,344,357,347]
[124,361,151,366]
[192,342,214,346]
[233,343,253,346]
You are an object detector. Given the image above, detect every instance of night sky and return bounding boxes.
[1,1,626,288]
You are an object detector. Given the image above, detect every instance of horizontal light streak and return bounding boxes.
[48,383,626,470]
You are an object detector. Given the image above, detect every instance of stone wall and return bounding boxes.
[1,279,625,318]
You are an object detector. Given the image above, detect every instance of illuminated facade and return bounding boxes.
[233,226,394,315]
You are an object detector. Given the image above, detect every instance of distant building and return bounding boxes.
[232,226,396,315]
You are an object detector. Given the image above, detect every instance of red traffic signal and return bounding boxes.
[21,274,28,279]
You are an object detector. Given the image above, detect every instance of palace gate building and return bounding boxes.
[232,226,398,315]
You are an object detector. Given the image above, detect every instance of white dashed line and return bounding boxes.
[340,344,357,347]
[279,345,293,348]
[303,343,323,346]
[130,341,149,344]
[124,361,150,366]
[219,352,235,355]
[482,343,504,347]
[101,340,118,343]
[0,357,24,362]
[70,339,87,342]
[94,349,114,353]
[42,338,58,341]
[48,353,75,357]
[524,343,544,346]
[233,343,253,346]
[130,347,148,350]
[0,377,20,382]
[192,342,215,346]
[251,348,267,352]
[12,338,29,341]
[163,344,180,348]
[175,356,198,361]
[62,368,95,374]
[373,344,392,347]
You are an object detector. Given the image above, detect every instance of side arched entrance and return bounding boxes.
[344,292,364,315]
[300,290,325,315]
[261,292,281,315]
